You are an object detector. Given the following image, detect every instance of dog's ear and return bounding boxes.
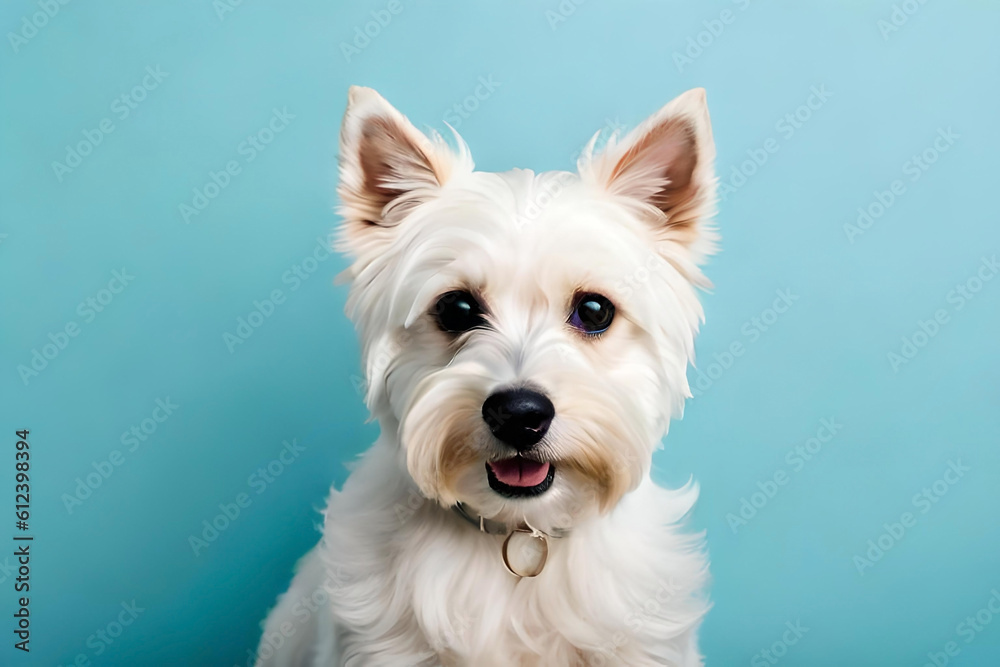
[582,88,716,255]
[338,86,456,254]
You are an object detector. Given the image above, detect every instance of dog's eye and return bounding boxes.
[569,293,615,335]
[434,290,487,333]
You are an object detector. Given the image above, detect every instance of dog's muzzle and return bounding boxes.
[481,387,556,497]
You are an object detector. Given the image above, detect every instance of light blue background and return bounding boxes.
[2,1,999,665]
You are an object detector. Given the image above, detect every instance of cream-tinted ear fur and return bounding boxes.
[337,86,466,256]
[580,88,717,263]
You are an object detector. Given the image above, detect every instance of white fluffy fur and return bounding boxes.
[256,86,718,667]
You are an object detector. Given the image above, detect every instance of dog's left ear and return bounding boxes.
[338,86,457,255]
[583,88,716,255]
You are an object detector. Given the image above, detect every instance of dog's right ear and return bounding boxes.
[580,88,716,265]
[338,87,456,256]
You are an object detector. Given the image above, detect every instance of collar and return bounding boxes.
[452,502,569,539]
[452,502,569,578]
[453,502,512,535]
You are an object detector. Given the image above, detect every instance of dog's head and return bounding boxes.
[337,87,716,533]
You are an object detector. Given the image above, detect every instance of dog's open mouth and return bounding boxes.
[486,457,555,497]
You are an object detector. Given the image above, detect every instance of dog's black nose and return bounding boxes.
[482,388,555,451]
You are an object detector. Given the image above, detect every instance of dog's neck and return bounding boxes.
[451,502,510,535]
[451,502,570,539]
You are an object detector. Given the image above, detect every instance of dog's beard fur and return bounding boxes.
[257,86,718,666]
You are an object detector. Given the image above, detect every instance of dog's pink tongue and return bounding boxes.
[489,458,550,487]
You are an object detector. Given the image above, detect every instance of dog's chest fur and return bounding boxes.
[315,441,707,667]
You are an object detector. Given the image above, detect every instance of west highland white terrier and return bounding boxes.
[257,85,718,666]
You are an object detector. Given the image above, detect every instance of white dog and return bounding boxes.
[256,85,718,667]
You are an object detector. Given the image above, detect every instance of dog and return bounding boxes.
[256,85,718,667]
